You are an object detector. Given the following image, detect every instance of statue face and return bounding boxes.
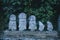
[10,14,16,20]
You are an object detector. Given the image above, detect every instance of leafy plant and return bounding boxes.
[0,0,58,30]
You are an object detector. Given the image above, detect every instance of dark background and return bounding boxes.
[0,0,60,31]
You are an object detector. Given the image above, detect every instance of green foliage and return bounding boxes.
[0,0,58,30]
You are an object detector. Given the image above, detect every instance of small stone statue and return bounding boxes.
[18,13,27,31]
[39,21,45,31]
[8,14,16,31]
[47,21,53,31]
[58,15,60,31]
[29,15,37,31]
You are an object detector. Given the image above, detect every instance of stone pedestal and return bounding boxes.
[3,31,58,40]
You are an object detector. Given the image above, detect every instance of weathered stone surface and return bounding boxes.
[29,15,37,31]
[3,31,58,39]
[0,31,58,40]
[18,13,27,31]
[23,38,35,40]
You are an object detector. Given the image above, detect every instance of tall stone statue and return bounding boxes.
[58,15,60,31]
[47,21,53,31]
[8,14,16,31]
[18,13,27,31]
[29,15,37,31]
[39,21,45,31]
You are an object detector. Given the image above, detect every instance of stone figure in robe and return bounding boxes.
[9,14,16,31]
[18,13,27,31]
[47,21,53,31]
[39,21,45,31]
[29,15,37,31]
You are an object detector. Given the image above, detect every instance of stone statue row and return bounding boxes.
[9,13,53,31]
